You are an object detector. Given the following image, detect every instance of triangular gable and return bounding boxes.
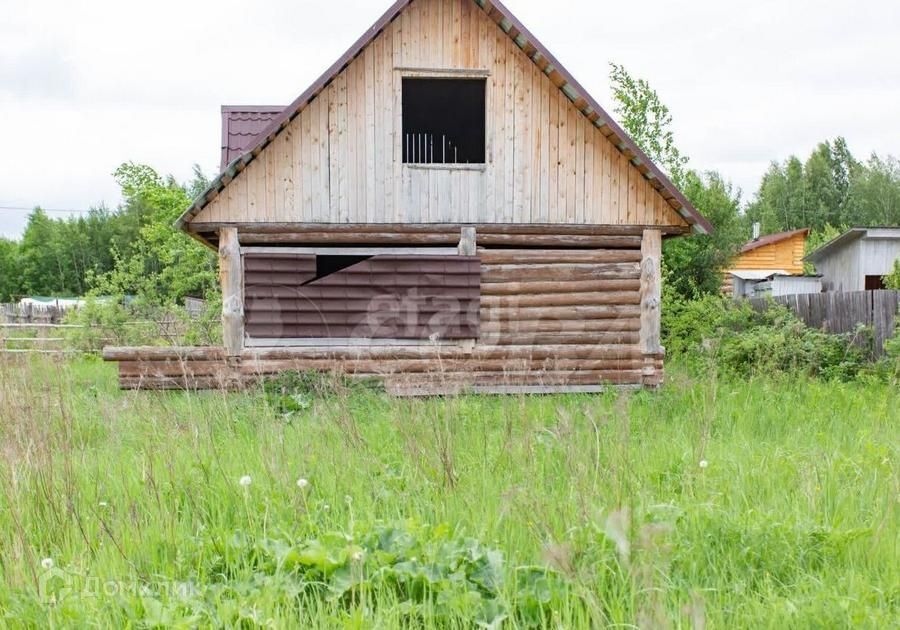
[178,0,712,234]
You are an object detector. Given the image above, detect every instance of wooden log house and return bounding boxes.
[105,0,713,394]
[722,228,810,296]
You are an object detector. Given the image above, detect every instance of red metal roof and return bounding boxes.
[740,228,810,254]
[179,0,713,234]
[221,106,284,171]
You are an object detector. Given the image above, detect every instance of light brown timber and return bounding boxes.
[480,279,640,295]
[640,228,663,386]
[481,263,640,283]
[187,222,690,237]
[219,228,244,358]
[478,249,641,264]
[480,318,641,333]
[480,291,640,308]
[240,358,646,375]
[640,229,663,355]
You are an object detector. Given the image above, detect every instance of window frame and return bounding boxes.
[396,68,491,171]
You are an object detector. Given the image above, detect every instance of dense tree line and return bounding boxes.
[608,63,899,297]
[0,207,142,300]
[0,164,216,303]
[747,139,900,234]
[0,66,897,304]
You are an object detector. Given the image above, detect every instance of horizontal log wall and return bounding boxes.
[474,245,646,389]
[105,233,663,393]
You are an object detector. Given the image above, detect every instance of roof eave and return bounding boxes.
[803,228,866,262]
[740,228,810,254]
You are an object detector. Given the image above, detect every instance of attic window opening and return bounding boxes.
[402,78,486,165]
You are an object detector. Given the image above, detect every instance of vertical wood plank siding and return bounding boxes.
[192,0,686,229]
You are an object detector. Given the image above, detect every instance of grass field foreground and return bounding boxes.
[0,357,897,627]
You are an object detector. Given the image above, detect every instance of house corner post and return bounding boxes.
[458,226,478,355]
[640,229,663,388]
[458,226,477,256]
[219,227,244,370]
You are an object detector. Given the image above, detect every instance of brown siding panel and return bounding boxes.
[244,254,480,340]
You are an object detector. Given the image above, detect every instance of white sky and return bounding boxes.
[1,0,898,238]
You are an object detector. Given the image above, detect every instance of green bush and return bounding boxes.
[63,298,156,353]
[879,322,900,382]
[884,258,900,290]
[662,294,873,380]
[64,295,222,354]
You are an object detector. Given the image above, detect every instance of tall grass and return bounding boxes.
[0,356,896,627]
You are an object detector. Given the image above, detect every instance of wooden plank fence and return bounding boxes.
[749,290,899,356]
[1,302,74,324]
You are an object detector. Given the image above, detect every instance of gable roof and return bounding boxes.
[740,228,809,254]
[178,0,713,234]
[805,227,900,262]
[220,106,284,171]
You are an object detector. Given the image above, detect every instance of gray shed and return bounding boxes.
[805,228,900,292]
[730,270,822,299]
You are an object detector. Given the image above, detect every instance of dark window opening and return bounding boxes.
[402,78,486,164]
[313,255,371,282]
[865,275,886,290]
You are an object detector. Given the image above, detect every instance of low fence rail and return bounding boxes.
[0,323,82,355]
[749,290,899,355]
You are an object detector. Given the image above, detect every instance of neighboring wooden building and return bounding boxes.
[106,0,713,394]
[723,228,809,296]
[805,227,900,292]
[731,273,822,300]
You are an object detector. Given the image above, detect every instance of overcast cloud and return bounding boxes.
[1,0,898,238]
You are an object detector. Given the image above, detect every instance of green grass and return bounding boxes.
[0,356,897,628]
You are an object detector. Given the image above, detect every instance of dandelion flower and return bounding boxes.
[351,550,365,562]
[323,503,330,512]
[99,501,109,508]
[699,460,709,469]
[41,558,54,570]
[296,478,310,490]
[239,475,252,487]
